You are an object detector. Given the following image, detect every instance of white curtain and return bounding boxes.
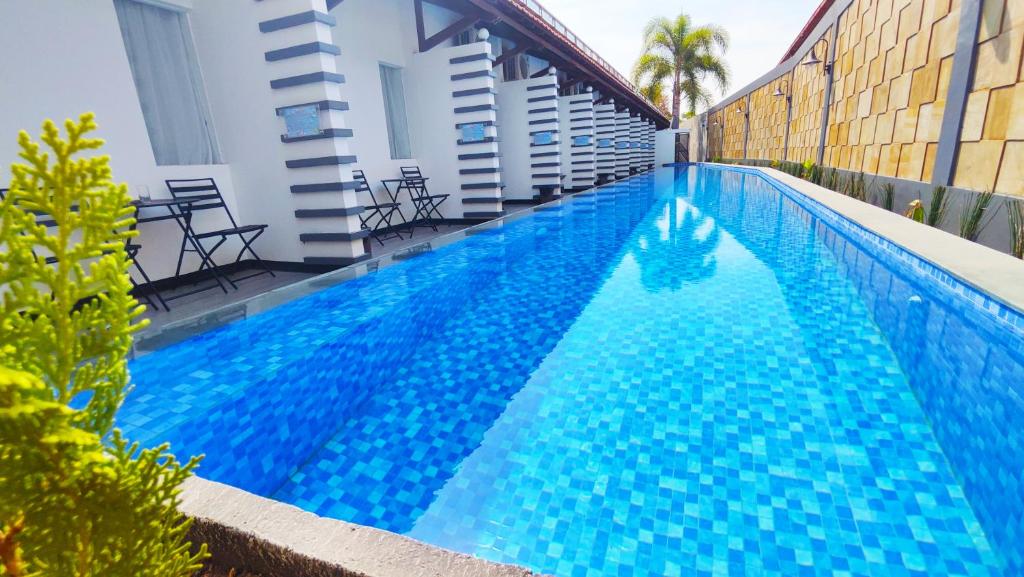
[379,64,412,160]
[114,0,221,165]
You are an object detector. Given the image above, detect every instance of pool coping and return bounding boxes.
[714,164,1024,314]
[180,476,544,577]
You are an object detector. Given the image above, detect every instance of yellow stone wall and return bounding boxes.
[721,97,747,158]
[955,0,1024,196]
[707,108,725,159]
[786,28,831,162]
[824,0,959,182]
[746,76,790,161]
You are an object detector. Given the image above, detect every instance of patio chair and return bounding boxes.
[165,178,273,288]
[353,169,403,246]
[400,166,448,232]
[1,187,168,311]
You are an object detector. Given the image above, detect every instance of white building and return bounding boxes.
[0,0,667,285]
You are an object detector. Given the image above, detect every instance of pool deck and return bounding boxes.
[139,222,507,336]
[754,165,1024,314]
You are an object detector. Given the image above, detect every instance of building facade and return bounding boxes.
[0,0,667,282]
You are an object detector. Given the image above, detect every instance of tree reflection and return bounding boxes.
[632,195,721,291]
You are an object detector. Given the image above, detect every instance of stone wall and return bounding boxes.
[702,0,1024,199]
[746,77,788,161]
[824,0,959,182]
[787,29,831,163]
[955,0,1024,194]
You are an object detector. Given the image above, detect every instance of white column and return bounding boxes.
[256,0,366,266]
[527,68,561,199]
[558,86,595,192]
[449,31,502,220]
[594,97,617,183]
[614,108,631,179]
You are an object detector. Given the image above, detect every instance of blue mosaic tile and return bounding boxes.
[121,166,1022,576]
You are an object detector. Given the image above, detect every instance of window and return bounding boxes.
[502,53,529,82]
[114,0,221,165]
[379,64,412,159]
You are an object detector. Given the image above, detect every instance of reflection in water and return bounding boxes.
[631,192,721,292]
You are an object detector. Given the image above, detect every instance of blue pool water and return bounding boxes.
[122,166,1024,577]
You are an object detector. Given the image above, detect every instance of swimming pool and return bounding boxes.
[122,166,1023,577]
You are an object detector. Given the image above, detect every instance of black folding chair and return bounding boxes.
[399,166,448,232]
[353,170,403,246]
[165,178,273,289]
[1,187,168,311]
[125,241,169,311]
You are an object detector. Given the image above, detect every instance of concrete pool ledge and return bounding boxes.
[180,476,543,577]
[725,164,1024,314]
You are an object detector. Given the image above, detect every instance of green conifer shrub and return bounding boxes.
[0,114,207,576]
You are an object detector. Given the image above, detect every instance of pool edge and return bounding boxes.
[180,476,545,577]
[710,163,1024,315]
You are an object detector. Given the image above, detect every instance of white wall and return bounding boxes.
[332,0,464,219]
[0,0,239,281]
[494,79,532,201]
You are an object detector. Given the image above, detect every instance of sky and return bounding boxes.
[536,0,822,110]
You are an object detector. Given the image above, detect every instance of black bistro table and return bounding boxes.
[130,196,233,305]
[381,176,446,234]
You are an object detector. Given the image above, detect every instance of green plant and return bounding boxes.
[905,199,925,223]
[925,186,950,228]
[1009,199,1024,259]
[633,13,729,123]
[0,114,207,576]
[823,168,839,191]
[958,189,998,241]
[801,160,815,181]
[876,183,896,211]
[844,172,868,201]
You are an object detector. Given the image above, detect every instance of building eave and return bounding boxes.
[471,0,671,128]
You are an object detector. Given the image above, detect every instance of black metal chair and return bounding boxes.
[125,241,170,311]
[165,178,273,289]
[353,170,403,246]
[1,187,168,311]
[400,166,448,232]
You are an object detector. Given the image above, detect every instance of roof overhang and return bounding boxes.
[454,0,671,128]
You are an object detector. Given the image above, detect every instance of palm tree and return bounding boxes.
[633,14,730,127]
[638,82,671,118]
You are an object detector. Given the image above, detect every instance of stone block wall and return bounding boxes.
[955,0,1024,195]
[786,28,831,163]
[824,0,959,182]
[747,78,789,161]
[703,0,1024,200]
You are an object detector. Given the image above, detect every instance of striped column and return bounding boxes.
[614,108,631,179]
[450,34,502,220]
[645,120,655,169]
[562,87,595,192]
[594,98,616,183]
[649,121,657,168]
[527,68,561,200]
[629,114,642,174]
[256,0,366,267]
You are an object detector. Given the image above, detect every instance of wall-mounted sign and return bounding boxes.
[631,141,641,149]
[532,131,554,146]
[460,122,486,143]
[282,104,320,138]
[572,135,592,146]
[597,138,613,148]
[616,141,629,149]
